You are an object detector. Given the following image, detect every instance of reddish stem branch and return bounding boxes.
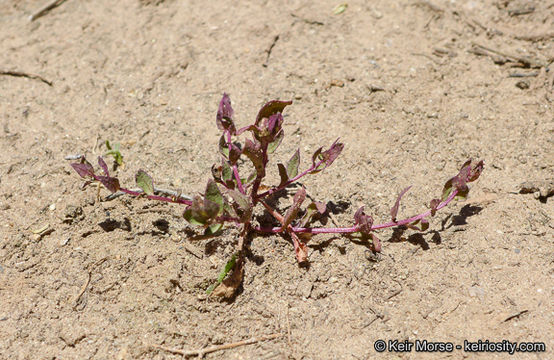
[256,158,325,199]
[254,189,459,235]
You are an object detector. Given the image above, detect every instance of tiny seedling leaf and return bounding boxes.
[105,140,123,166]
[135,170,154,195]
[206,254,237,294]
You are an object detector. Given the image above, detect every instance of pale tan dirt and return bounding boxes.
[1,0,553,359]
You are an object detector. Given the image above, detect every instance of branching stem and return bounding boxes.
[254,189,459,235]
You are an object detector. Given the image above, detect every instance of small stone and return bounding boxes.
[49,203,56,211]
[515,81,529,90]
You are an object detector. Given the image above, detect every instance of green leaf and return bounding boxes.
[221,160,233,182]
[105,140,123,166]
[204,223,223,236]
[183,208,206,226]
[206,254,237,294]
[135,170,154,195]
[267,129,284,154]
[227,189,252,222]
[205,180,223,212]
[286,149,300,179]
[219,135,229,158]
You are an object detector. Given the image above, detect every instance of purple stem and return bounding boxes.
[226,130,246,194]
[89,172,193,205]
[256,158,325,199]
[254,189,459,234]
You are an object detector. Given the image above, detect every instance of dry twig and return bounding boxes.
[151,333,282,358]
[30,0,69,21]
[0,70,52,86]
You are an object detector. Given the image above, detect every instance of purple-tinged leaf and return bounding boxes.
[354,206,374,234]
[98,156,109,176]
[216,93,236,134]
[286,149,300,179]
[321,139,344,167]
[311,147,323,167]
[267,113,282,135]
[255,99,292,126]
[442,175,469,201]
[97,176,120,193]
[281,187,306,231]
[390,185,412,222]
[183,197,206,226]
[429,198,441,216]
[291,231,308,263]
[299,201,327,227]
[371,234,382,252]
[71,162,95,178]
[310,140,344,173]
[135,170,154,195]
[243,139,265,177]
[468,160,484,182]
[313,201,327,214]
[229,143,241,165]
[452,176,468,193]
[277,163,288,186]
[183,195,221,227]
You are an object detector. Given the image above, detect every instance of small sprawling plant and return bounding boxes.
[70,94,483,297]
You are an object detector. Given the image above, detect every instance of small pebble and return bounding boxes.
[49,203,56,211]
[515,80,529,90]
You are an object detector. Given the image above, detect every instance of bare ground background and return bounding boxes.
[0,0,553,359]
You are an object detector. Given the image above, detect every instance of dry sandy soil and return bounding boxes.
[1,0,553,359]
